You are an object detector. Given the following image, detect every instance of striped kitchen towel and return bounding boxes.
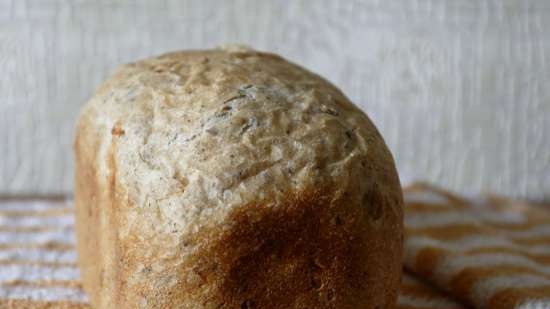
[0,184,548,309]
[404,183,550,309]
[0,197,88,308]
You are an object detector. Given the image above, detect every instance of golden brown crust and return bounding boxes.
[115,188,402,309]
[74,47,403,308]
[197,188,400,309]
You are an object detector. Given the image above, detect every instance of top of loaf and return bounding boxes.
[78,47,399,235]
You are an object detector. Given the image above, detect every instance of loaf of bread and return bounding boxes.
[74,47,403,309]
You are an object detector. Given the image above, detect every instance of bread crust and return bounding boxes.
[74,47,403,308]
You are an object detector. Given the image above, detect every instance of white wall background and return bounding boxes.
[1,0,549,198]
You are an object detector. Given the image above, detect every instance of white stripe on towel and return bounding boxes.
[0,285,87,302]
[0,200,71,212]
[397,294,463,309]
[0,229,75,245]
[0,264,80,282]
[471,274,550,308]
[0,215,74,229]
[0,248,77,264]
[404,191,450,206]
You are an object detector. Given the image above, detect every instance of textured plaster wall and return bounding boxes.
[1,0,549,198]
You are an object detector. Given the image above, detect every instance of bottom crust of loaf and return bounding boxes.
[76,172,402,309]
